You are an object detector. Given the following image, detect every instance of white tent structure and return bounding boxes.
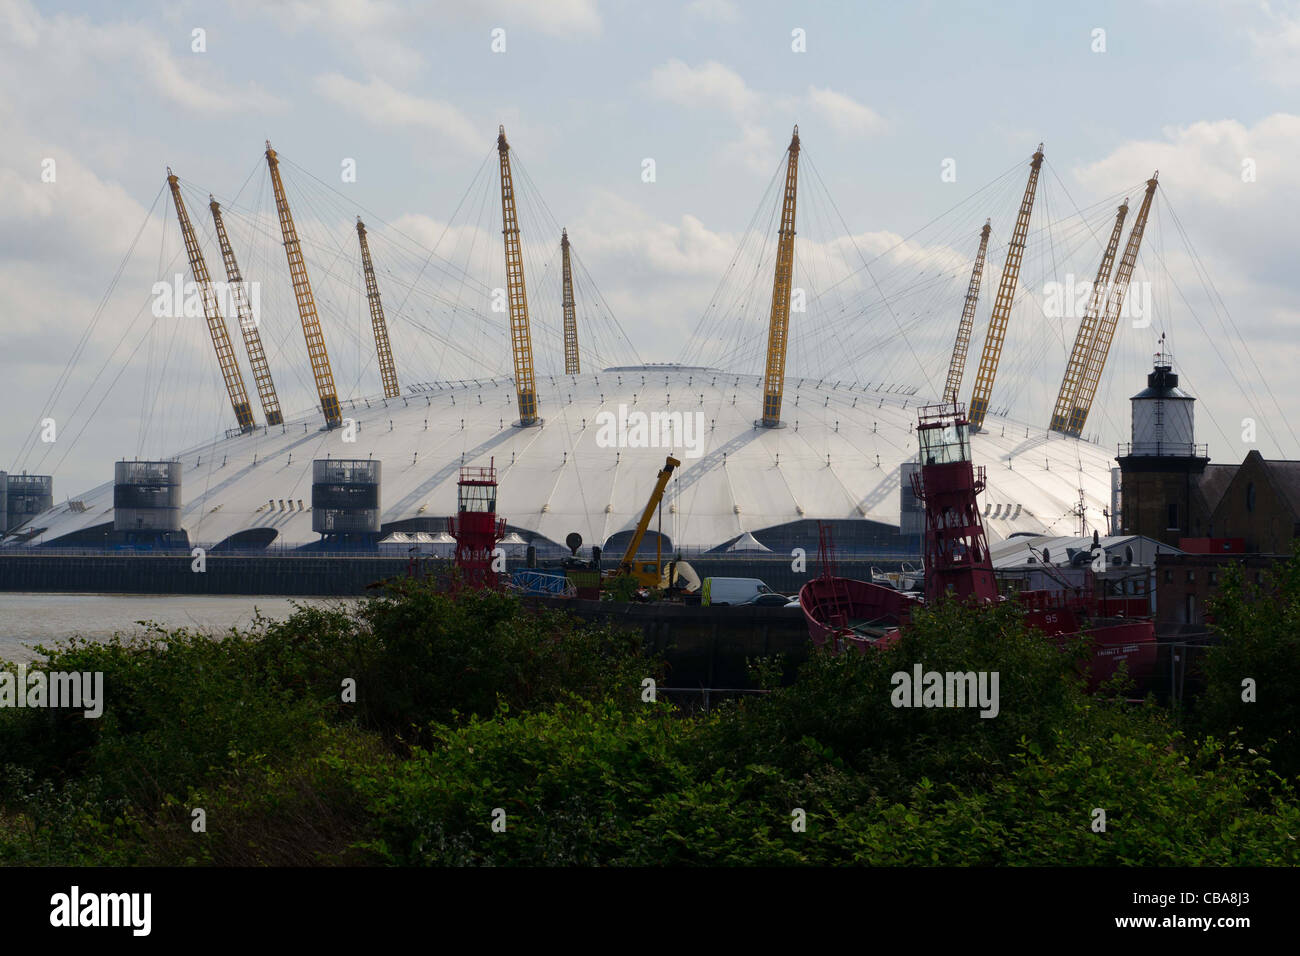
[8,367,1123,552]
[377,530,456,557]
[725,531,772,553]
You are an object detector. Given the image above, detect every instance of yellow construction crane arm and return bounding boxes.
[760,126,800,427]
[968,144,1045,430]
[265,142,342,429]
[356,218,400,399]
[166,171,255,433]
[497,125,540,425]
[1064,173,1158,438]
[1049,199,1129,434]
[560,228,580,375]
[942,219,992,404]
[210,196,283,426]
[619,455,681,575]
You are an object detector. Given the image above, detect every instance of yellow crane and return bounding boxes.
[209,196,283,426]
[560,228,580,375]
[760,125,801,427]
[356,218,400,399]
[614,455,681,588]
[1063,173,1159,438]
[497,125,540,426]
[942,219,992,404]
[967,144,1045,430]
[1049,199,1129,434]
[265,141,342,429]
[166,170,255,433]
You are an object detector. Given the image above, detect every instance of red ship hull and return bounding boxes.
[799,575,915,653]
[799,578,1158,690]
[1021,596,1157,689]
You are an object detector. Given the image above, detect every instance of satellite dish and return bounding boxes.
[565,532,583,555]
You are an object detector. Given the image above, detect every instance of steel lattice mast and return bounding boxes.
[942,219,992,404]
[560,228,580,375]
[1049,199,1129,434]
[209,196,283,426]
[356,218,400,399]
[497,125,540,426]
[759,126,801,428]
[265,141,342,429]
[1063,173,1158,438]
[967,144,1044,430]
[166,170,255,433]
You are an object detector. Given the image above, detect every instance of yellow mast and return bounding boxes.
[356,218,400,399]
[497,125,540,425]
[210,196,283,426]
[1064,173,1158,438]
[942,219,992,404]
[1049,199,1129,434]
[967,144,1045,430]
[265,141,342,428]
[166,170,255,432]
[560,228,580,375]
[760,126,800,427]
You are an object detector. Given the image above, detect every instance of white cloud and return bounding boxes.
[1249,1,1300,86]
[645,62,887,169]
[477,0,602,36]
[313,73,484,154]
[646,59,759,120]
[1073,114,1300,209]
[685,0,740,23]
[0,0,286,113]
[807,86,887,138]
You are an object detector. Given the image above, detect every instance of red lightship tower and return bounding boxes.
[448,458,506,589]
[911,402,998,606]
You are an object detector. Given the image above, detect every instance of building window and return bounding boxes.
[1246,482,1256,513]
[1164,569,1172,583]
[1167,502,1179,530]
[1209,570,1218,584]
[1186,594,1196,624]
[1187,571,1195,583]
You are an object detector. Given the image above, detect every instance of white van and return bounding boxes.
[700,576,779,607]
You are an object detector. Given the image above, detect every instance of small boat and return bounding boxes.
[800,571,913,652]
[870,562,923,591]
[802,524,915,652]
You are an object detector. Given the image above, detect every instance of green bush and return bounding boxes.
[1201,551,1300,780]
[1,580,1296,866]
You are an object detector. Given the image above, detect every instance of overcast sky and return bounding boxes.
[3,0,1299,495]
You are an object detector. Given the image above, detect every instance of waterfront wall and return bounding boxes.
[527,596,811,688]
[0,554,906,596]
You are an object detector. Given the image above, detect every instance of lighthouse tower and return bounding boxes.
[448,458,507,589]
[911,401,998,605]
[1116,341,1209,546]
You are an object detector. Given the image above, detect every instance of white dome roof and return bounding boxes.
[10,366,1117,551]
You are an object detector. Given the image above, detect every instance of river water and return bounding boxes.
[0,593,354,663]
